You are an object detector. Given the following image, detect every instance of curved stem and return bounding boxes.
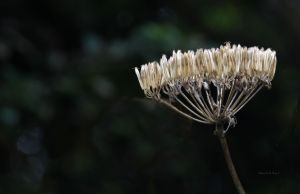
[179,91,211,121]
[214,124,246,194]
[158,99,211,124]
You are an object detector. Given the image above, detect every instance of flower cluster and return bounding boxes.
[135,43,277,129]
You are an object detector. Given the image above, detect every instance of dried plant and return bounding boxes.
[134,43,276,194]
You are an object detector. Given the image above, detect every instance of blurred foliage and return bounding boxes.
[0,0,300,193]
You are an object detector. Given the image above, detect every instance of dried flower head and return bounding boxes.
[135,43,276,131]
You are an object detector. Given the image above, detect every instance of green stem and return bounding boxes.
[214,124,246,194]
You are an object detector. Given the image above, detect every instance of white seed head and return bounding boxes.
[134,43,277,129]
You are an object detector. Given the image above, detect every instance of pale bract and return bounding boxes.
[134,43,276,131]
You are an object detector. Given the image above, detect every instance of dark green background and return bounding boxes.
[0,0,299,193]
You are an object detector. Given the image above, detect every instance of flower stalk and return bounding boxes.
[214,123,246,194]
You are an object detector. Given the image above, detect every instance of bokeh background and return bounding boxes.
[0,0,300,193]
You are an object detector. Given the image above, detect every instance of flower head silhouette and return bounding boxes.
[134,43,277,194]
[135,43,276,131]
